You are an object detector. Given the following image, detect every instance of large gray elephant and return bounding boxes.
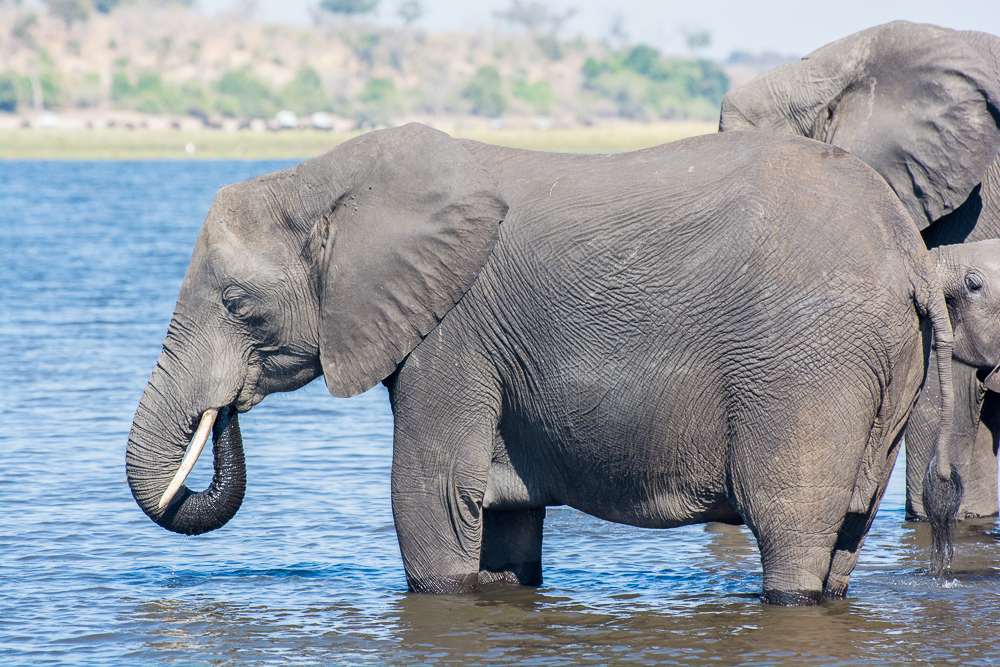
[718,21,1000,520]
[127,124,957,605]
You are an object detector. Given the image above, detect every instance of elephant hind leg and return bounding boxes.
[478,507,545,587]
[734,470,852,605]
[729,396,878,605]
[824,425,906,598]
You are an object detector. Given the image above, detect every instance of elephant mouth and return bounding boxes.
[981,362,1000,393]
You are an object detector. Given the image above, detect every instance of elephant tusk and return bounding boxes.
[157,408,219,510]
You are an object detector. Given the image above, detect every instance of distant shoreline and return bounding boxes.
[0,120,717,160]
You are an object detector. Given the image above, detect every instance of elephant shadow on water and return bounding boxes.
[129,123,977,605]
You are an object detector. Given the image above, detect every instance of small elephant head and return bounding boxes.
[931,240,1000,382]
[720,21,1000,231]
[126,124,507,535]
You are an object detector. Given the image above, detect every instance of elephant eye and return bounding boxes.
[222,287,253,317]
[965,273,985,293]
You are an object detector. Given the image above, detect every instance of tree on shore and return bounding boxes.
[396,0,421,26]
[43,0,88,28]
[319,0,378,16]
[463,66,506,117]
[494,1,575,36]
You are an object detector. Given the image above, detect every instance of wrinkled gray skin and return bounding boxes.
[910,242,1000,525]
[719,20,1000,520]
[127,125,955,605]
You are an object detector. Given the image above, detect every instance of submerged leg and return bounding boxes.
[479,507,545,586]
[729,397,877,605]
[387,355,500,594]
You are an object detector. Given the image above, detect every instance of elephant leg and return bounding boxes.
[732,450,852,604]
[905,356,989,519]
[387,365,499,594]
[752,522,843,605]
[478,507,545,587]
[730,390,881,605]
[824,429,905,598]
[961,389,1000,517]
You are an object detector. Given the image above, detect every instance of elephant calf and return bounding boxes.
[127,125,957,605]
[906,240,1000,521]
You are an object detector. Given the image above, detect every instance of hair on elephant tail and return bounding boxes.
[922,459,964,575]
[913,266,963,576]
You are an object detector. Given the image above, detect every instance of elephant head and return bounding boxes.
[932,240,1000,384]
[720,21,1000,232]
[126,123,507,535]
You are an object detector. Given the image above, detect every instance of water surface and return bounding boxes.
[2,159,999,665]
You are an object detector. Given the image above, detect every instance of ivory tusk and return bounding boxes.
[157,408,219,510]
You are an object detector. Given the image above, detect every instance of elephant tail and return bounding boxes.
[913,265,963,576]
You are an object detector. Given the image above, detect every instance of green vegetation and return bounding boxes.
[281,67,328,114]
[108,65,335,118]
[12,13,38,45]
[355,77,399,126]
[319,0,378,15]
[583,44,729,120]
[343,33,380,67]
[111,70,208,116]
[396,0,422,25]
[464,66,506,117]
[93,0,122,13]
[43,0,88,28]
[214,68,278,118]
[0,5,735,124]
[0,121,716,159]
[512,79,554,114]
[0,72,31,112]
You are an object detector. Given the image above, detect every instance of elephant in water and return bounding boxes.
[718,20,1000,520]
[127,125,958,605]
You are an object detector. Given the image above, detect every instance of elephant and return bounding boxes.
[127,124,958,605]
[909,241,1000,524]
[718,20,1000,520]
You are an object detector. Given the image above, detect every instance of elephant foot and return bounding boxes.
[405,572,479,594]
[478,559,542,587]
[822,584,849,600]
[762,589,822,606]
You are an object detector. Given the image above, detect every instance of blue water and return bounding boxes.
[3,159,1000,666]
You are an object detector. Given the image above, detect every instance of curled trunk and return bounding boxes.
[127,393,247,536]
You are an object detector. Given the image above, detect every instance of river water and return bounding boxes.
[2,159,1000,666]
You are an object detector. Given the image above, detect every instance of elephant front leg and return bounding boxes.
[479,507,545,587]
[388,381,498,594]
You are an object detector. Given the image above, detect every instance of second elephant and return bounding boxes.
[719,20,1000,519]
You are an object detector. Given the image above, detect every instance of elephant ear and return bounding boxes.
[305,123,507,398]
[721,21,1000,229]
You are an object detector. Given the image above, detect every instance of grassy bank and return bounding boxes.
[0,121,717,159]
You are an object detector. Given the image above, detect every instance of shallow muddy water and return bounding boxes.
[3,159,1000,666]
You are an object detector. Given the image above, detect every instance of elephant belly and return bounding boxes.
[486,372,740,530]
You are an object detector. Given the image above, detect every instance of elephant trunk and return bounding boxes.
[923,245,965,575]
[126,367,247,536]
